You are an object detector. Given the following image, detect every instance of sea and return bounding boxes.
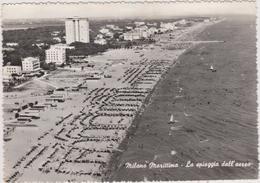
[2,19,64,31]
[108,15,258,181]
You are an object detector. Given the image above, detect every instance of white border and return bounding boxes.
[0,0,258,183]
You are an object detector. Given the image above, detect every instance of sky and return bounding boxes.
[2,1,256,20]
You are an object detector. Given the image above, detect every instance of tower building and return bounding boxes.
[65,18,90,44]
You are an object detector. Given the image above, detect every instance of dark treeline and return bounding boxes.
[3,26,64,44]
[68,42,110,56]
[3,26,65,66]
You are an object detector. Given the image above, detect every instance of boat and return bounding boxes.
[4,136,12,142]
[168,114,178,124]
[209,65,217,72]
[199,135,209,143]
[113,148,123,152]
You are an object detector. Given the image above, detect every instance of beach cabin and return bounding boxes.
[17,117,32,122]
[53,88,68,95]
[30,105,45,110]
[25,109,41,114]
[19,112,40,119]
[46,95,65,102]
[85,74,101,80]
[11,106,21,113]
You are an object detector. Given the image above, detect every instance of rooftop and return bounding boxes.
[66,17,89,21]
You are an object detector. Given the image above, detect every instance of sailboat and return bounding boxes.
[168,114,178,124]
[209,65,217,72]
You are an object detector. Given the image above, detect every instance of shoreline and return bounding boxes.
[4,20,221,182]
[108,16,257,181]
[104,43,196,181]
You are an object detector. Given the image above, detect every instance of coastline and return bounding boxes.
[4,19,228,182]
[103,54,174,180]
[108,16,258,181]
[104,24,216,181]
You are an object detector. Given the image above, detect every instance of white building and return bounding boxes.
[45,47,66,66]
[99,28,110,34]
[159,27,168,33]
[65,17,90,44]
[126,26,133,30]
[3,66,22,79]
[105,32,114,38]
[51,31,60,36]
[33,43,46,48]
[179,19,187,25]
[160,22,176,31]
[106,24,115,29]
[147,22,157,26]
[96,34,104,39]
[45,44,73,66]
[53,37,62,43]
[135,27,149,38]
[94,38,107,45]
[134,21,145,26]
[106,24,120,30]
[6,42,19,47]
[148,27,158,35]
[123,31,141,41]
[3,47,15,52]
[124,24,151,41]
[142,31,149,38]
[137,25,148,31]
[22,57,40,72]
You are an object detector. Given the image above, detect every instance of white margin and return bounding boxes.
[0,0,258,183]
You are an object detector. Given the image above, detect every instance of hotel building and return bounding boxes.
[45,44,75,65]
[2,66,22,79]
[22,57,40,72]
